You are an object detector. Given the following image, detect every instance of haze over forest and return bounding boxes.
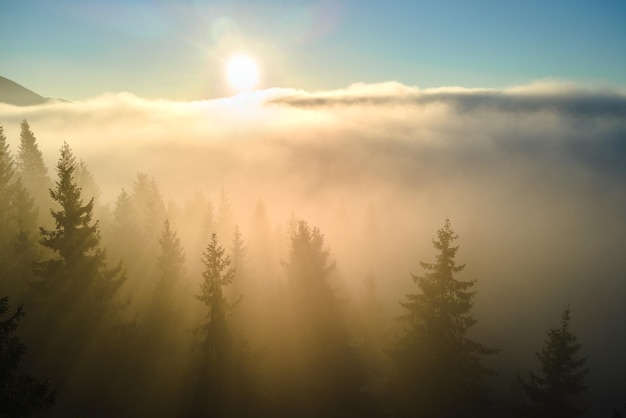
[1,75,625,417]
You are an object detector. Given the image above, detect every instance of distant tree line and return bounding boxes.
[0,120,599,417]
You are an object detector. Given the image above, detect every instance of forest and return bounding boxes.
[0,116,624,418]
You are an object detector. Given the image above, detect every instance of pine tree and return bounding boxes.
[75,159,107,227]
[31,143,126,384]
[0,296,55,417]
[37,142,125,306]
[282,220,371,417]
[521,307,588,418]
[107,188,138,261]
[0,124,15,220]
[0,125,16,278]
[395,218,496,418]
[16,120,51,214]
[132,172,166,238]
[153,219,186,314]
[216,187,234,243]
[248,200,273,279]
[202,199,216,239]
[197,232,235,362]
[230,226,248,298]
[187,232,237,417]
[7,179,40,299]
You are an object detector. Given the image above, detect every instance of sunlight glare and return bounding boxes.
[226,55,260,92]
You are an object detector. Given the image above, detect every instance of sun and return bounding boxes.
[226,55,259,92]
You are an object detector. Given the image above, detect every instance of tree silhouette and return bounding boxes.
[16,120,51,215]
[31,143,126,387]
[0,125,15,222]
[0,124,16,279]
[281,220,371,417]
[7,178,40,299]
[187,232,238,416]
[0,296,55,417]
[197,232,235,362]
[229,226,248,300]
[521,307,588,418]
[153,219,186,314]
[395,218,496,417]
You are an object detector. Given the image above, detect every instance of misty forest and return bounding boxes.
[1,88,625,418]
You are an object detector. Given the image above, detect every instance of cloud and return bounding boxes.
[0,80,624,202]
[270,80,626,118]
[1,81,624,192]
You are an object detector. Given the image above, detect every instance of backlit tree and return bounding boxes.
[395,218,496,417]
[521,307,588,418]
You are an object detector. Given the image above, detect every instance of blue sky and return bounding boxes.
[1,0,624,100]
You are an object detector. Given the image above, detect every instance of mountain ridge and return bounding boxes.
[0,75,51,106]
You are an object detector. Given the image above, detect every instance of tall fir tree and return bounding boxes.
[7,179,40,300]
[521,307,588,418]
[30,143,126,392]
[0,124,15,221]
[16,120,51,216]
[128,219,188,418]
[216,187,234,244]
[395,218,496,418]
[75,159,108,228]
[281,220,371,418]
[132,172,166,238]
[197,232,235,362]
[248,200,274,279]
[0,125,16,280]
[189,232,236,417]
[36,142,125,309]
[0,296,55,417]
[153,219,186,316]
[106,188,139,263]
[229,226,247,299]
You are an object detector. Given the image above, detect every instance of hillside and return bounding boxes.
[0,75,49,106]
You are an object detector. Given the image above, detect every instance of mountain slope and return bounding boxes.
[0,76,48,106]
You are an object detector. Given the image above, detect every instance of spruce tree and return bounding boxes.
[0,296,55,417]
[395,218,496,418]
[0,125,16,278]
[0,124,15,220]
[107,188,139,262]
[197,232,234,362]
[230,226,248,298]
[31,143,126,384]
[153,219,186,314]
[188,232,236,417]
[282,220,370,417]
[132,172,166,238]
[521,307,588,418]
[16,120,51,214]
[216,187,234,243]
[7,179,40,299]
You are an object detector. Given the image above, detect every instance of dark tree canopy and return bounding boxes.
[522,307,589,418]
[395,218,496,417]
[0,296,55,418]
